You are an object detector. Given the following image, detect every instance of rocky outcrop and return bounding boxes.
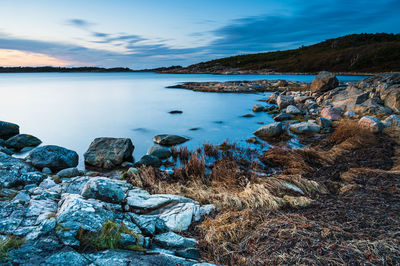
[153,134,189,146]
[254,122,283,138]
[310,71,339,94]
[84,138,134,169]
[26,145,79,171]
[358,116,384,133]
[290,121,321,134]
[5,134,42,151]
[0,121,19,140]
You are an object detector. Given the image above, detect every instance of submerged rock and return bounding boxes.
[311,71,339,94]
[84,137,134,169]
[358,116,384,133]
[0,121,19,140]
[254,122,283,138]
[153,134,189,146]
[147,145,172,159]
[26,145,79,172]
[134,155,161,168]
[5,134,42,151]
[252,104,265,112]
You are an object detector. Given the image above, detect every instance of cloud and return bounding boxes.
[66,18,94,28]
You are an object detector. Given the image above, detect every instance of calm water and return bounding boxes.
[0,72,366,167]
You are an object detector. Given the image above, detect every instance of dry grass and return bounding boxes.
[203,143,219,158]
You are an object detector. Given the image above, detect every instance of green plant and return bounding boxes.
[0,236,24,259]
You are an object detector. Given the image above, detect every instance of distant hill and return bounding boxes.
[164,33,400,74]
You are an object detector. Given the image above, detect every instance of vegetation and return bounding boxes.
[182,33,400,73]
[0,236,24,260]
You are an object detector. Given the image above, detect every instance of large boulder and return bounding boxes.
[26,145,78,171]
[0,152,46,188]
[277,95,294,109]
[380,85,400,113]
[358,116,384,133]
[311,71,339,94]
[5,134,42,151]
[353,98,393,115]
[290,122,321,134]
[0,121,19,140]
[252,104,265,112]
[81,177,129,203]
[84,138,134,169]
[153,134,189,146]
[253,122,283,138]
[319,86,369,111]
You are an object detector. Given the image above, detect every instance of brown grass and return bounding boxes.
[203,143,219,158]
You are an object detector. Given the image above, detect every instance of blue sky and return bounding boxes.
[0,0,399,68]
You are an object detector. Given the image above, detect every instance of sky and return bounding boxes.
[0,0,399,69]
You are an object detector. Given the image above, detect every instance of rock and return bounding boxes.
[42,167,52,175]
[320,107,341,120]
[147,145,172,159]
[4,134,41,151]
[0,145,13,155]
[290,122,321,134]
[253,122,283,138]
[380,85,400,113]
[56,167,81,178]
[26,145,79,171]
[155,202,202,232]
[153,232,196,249]
[252,104,265,112]
[294,96,311,103]
[274,113,294,121]
[121,161,134,168]
[44,250,90,266]
[275,80,288,87]
[0,152,46,188]
[169,110,183,114]
[358,116,384,133]
[128,213,166,236]
[242,113,255,118]
[56,194,115,245]
[153,134,189,146]
[84,138,134,169]
[39,178,56,189]
[311,71,339,94]
[344,111,356,117]
[266,93,278,104]
[277,95,294,109]
[353,98,393,115]
[134,155,161,168]
[383,114,400,127]
[13,191,31,204]
[316,117,332,128]
[286,105,301,115]
[81,177,126,203]
[0,121,19,140]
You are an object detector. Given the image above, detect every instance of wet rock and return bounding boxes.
[252,104,265,112]
[5,134,41,151]
[147,145,172,160]
[290,121,321,134]
[169,110,183,114]
[353,98,393,115]
[134,155,161,168]
[13,191,31,204]
[26,145,79,172]
[153,232,196,249]
[44,250,90,266]
[320,107,341,120]
[56,167,81,178]
[81,177,127,203]
[286,105,301,115]
[311,71,339,94]
[274,113,294,121]
[0,121,19,140]
[153,134,189,146]
[0,152,46,188]
[277,95,294,109]
[127,213,166,236]
[0,145,13,155]
[358,116,384,133]
[42,167,52,175]
[84,137,134,169]
[39,178,56,189]
[254,122,283,138]
[383,114,400,127]
[242,113,255,118]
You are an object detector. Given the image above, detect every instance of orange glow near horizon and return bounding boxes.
[0,49,75,67]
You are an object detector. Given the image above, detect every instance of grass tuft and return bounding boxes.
[0,236,24,260]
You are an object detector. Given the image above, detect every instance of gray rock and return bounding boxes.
[5,134,41,151]
[358,116,384,133]
[127,213,166,236]
[84,137,134,169]
[0,121,19,140]
[277,95,295,109]
[286,105,301,115]
[57,167,81,178]
[316,117,332,128]
[344,111,356,117]
[252,104,265,112]
[253,122,283,138]
[274,113,294,121]
[154,202,201,232]
[13,191,31,204]
[320,106,341,120]
[0,152,46,188]
[311,71,339,94]
[134,155,161,168]
[381,84,400,113]
[290,122,321,134]
[0,145,13,155]
[81,177,126,203]
[44,250,90,266]
[119,233,138,248]
[147,145,172,159]
[153,232,196,249]
[354,97,393,115]
[26,145,79,171]
[153,134,189,146]
[39,178,56,189]
[383,114,400,127]
[42,167,52,175]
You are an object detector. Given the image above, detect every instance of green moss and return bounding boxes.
[0,236,24,259]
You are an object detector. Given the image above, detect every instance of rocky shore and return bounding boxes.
[1,72,400,265]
